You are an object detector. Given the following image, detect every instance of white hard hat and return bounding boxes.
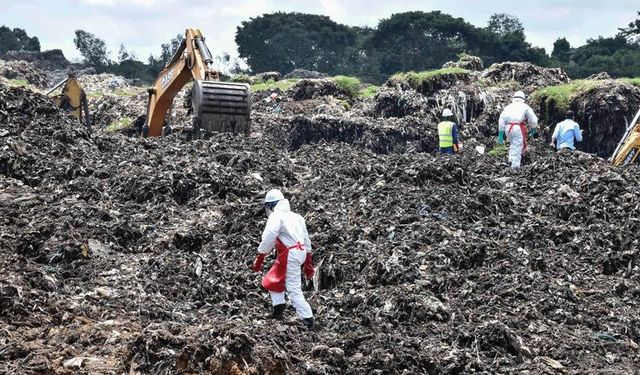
[264,189,284,203]
[442,108,454,117]
[513,91,526,100]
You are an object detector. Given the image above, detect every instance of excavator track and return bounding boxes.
[192,80,251,136]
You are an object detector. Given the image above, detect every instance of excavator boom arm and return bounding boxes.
[611,107,640,166]
[145,28,250,137]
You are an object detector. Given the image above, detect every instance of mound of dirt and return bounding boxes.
[89,92,147,129]
[588,72,612,80]
[2,66,640,374]
[3,49,70,70]
[287,79,347,101]
[573,81,640,156]
[443,55,484,71]
[533,80,640,157]
[285,114,438,154]
[281,97,349,116]
[78,73,136,95]
[373,87,429,118]
[483,62,570,89]
[0,59,50,88]
[254,71,282,82]
[388,70,474,97]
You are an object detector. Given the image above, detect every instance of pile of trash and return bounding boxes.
[2,49,70,70]
[483,62,570,89]
[571,80,640,157]
[0,59,50,88]
[2,60,640,374]
[442,55,484,71]
[88,91,148,130]
[78,73,135,95]
[533,79,640,157]
[287,79,349,101]
[373,87,430,118]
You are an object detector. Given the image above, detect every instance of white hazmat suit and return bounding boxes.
[499,98,538,168]
[256,199,313,319]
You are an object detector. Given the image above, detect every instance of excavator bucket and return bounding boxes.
[46,75,91,131]
[191,80,251,136]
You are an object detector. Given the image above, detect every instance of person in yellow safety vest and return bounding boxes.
[438,108,460,154]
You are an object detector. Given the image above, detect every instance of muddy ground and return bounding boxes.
[1,60,640,375]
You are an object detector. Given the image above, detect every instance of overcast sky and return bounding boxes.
[1,0,638,63]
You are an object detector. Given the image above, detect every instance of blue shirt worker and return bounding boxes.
[438,108,460,154]
[551,110,583,150]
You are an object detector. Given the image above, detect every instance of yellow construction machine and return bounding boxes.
[610,107,640,166]
[46,74,91,130]
[143,28,251,137]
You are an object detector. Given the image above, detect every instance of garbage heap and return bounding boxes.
[1,77,640,374]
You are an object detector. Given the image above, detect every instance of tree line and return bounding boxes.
[1,11,639,83]
[0,26,40,55]
[236,11,640,83]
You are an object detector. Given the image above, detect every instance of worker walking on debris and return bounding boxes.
[438,108,461,154]
[551,110,583,151]
[498,91,539,168]
[252,189,316,329]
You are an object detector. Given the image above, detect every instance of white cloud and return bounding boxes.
[318,0,347,22]
[77,0,171,7]
[1,0,638,63]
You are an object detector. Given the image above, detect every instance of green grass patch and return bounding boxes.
[230,74,253,84]
[487,144,508,156]
[106,117,133,133]
[250,75,378,98]
[358,84,379,98]
[251,78,299,93]
[331,75,362,97]
[330,75,379,98]
[531,79,601,113]
[390,68,471,89]
[7,78,31,88]
[622,77,640,87]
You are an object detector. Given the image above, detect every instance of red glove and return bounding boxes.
[303,253,315,279]
[252,253,266,272]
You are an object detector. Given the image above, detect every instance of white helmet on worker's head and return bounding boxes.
[264,189,285,203]
[442,108,454,117]
[264,189,285,216]
[513,90,526,101]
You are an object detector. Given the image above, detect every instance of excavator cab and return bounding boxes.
[144,28,251,137]
[46,74,91,131]
[610,107,640,166]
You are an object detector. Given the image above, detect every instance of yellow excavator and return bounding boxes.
[143,28,251,137]
[46,74,91,130]
[610,107,640,166]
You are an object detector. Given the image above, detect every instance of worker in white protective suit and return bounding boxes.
[498,91,539,168]
[251,189,315,329]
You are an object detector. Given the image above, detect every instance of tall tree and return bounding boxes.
[367,11,485,75]
[486,13,524,37]
[551,37,571,62]
[235,12,357,74]
[73,30,109,66]
[160,33,184,65]
[118,43,130,62]
[483,14,551,66]
[619,11,640,39]
[0,26,40,55]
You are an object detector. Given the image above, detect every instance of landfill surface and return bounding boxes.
[1,58,640,375]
